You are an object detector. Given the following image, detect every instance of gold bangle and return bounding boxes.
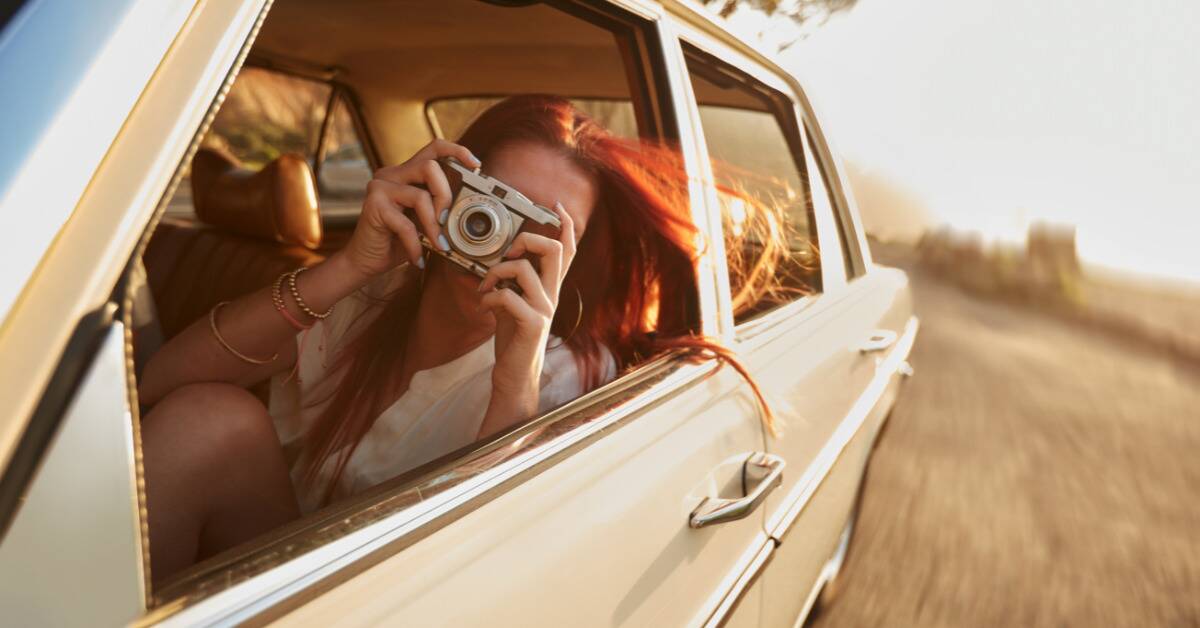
[287,267,334,320]
[209,301,278,365]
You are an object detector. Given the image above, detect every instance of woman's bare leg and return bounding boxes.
[142,382,300,584]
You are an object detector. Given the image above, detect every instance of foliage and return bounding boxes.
[702,0,859,26]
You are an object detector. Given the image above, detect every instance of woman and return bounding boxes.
[138,95,779,584]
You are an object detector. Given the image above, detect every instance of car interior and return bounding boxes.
[128,0,824,602]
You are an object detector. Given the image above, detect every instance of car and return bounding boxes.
[0,0,917,625]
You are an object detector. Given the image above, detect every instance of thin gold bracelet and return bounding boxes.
[287,267,334,320]
[209,301,278,365]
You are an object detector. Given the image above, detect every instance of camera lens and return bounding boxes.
[464,210,494,240]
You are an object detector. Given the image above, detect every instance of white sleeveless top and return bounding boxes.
[269,268,615,514]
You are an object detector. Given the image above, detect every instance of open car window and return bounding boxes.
[131,0,688,613]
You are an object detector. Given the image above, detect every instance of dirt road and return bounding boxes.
[810,266,1200,627]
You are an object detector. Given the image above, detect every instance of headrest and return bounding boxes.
[190,148,323,249]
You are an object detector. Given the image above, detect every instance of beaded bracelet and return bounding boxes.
[209,301,278,365]
[272,271,312,331]
[287,267,334,320]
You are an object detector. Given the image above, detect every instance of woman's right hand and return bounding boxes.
[338,139,481,279]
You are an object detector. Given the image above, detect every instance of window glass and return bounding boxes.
[205,67,330,169]
[683,47,821,324]
[164,68,374,220]
[428,97,639,141]
[802,128,855,281]
[318,96,372,218]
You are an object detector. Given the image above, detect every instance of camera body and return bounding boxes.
[421,157,562,278]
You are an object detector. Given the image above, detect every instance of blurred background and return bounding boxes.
[703,0,1200,625]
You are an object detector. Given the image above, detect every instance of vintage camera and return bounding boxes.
[419,157,561,279]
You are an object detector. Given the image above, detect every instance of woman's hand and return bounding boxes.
[477,202,578,431]
[337,139,480,280]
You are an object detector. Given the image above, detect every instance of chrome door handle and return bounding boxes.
[689,453,786,529]
[858,329,898,354]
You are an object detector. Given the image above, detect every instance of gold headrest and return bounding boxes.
[190,148,323,249]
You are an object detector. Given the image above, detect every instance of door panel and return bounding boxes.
[0,320,145,626]
[754,271,914,627]
[272,365,769,627]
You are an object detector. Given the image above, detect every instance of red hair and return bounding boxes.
[300,96,781,504]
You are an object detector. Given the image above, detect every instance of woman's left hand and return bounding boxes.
[476,202,577,431]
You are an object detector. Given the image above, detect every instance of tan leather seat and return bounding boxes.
[143,148,326,340]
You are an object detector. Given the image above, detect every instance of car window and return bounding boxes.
[428,97,640,141]
[134,0,686,612]
[317,95,373,218]
[163,68,372,222]
[682,46,821,324]
[801,126,856,281]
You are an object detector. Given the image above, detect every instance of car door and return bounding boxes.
[673,26,917,628]
[131,3,775,626]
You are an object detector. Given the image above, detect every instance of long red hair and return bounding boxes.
[300,95,783,504]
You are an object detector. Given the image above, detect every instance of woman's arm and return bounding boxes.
[476,202,577,439]
[139,140,481,407]
[138,253,372,406]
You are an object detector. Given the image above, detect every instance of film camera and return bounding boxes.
[419,157,562,279]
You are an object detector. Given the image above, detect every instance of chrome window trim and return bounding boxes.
[147,353,721,625]
[764,316,919,542]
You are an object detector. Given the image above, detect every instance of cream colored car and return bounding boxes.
[0,0,916,626]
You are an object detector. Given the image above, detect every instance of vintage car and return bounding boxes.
[0,0,916,625]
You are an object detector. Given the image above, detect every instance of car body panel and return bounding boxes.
[0,0,194,326]
[0,321,145,626]
[262,367,769,627]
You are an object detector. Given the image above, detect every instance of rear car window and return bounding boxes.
[683,45,822,323]
[164,67,371,221]
[428,97,639,141]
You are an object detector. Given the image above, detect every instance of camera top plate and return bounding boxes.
[442,157,562,230]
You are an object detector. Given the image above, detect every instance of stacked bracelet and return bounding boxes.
[272,271,312,331]
[287,267,334,320]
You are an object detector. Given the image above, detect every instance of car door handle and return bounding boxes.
[689,453,786,529]
[858,329,898,354]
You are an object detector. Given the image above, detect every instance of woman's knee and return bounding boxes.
[143,382,279,465]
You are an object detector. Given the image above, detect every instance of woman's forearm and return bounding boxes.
[138,252,373,406]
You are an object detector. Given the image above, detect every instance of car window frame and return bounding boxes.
[132,2,733,622]
[669,24,847,344]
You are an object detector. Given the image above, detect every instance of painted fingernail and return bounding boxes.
[437,234,451,251]
[469,151,481,165]
[415,256,426,270]
[438,208,449,225]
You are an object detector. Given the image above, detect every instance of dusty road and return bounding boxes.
[811,266,1200,627]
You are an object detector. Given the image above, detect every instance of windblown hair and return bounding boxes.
[300,95,797,505]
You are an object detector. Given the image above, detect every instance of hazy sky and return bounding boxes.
[731,0,1199,282]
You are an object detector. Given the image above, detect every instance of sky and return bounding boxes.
[723,0,1200,283]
